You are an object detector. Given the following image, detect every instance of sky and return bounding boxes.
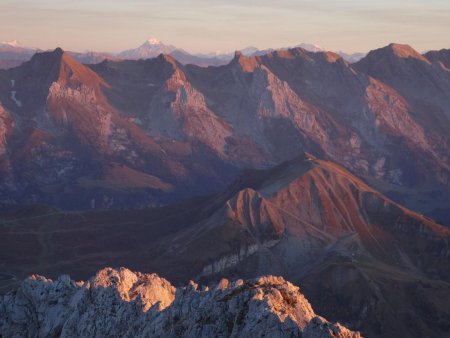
[0,0,449,54]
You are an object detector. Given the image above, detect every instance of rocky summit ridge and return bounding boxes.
[0,267,360,338]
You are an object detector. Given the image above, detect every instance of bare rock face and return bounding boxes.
[425,48,450,69]
[304,317,361,338]
[0,103,13,156]
[0,267,360,338]
[147,56,233,156]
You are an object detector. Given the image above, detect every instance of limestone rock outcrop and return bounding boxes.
[0,267,360,338]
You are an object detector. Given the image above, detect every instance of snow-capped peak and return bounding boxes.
[118,38,176,59]
[1,40,20,47]
[295,43,324,52]
[146,38,162,45]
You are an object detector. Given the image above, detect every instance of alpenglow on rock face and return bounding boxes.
[0,267,361,338]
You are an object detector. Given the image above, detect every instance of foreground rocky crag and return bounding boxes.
[0,267,360,338]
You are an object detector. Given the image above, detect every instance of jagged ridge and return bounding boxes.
[0,267,360,338]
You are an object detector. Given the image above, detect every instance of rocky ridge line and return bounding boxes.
[0,267,361,337]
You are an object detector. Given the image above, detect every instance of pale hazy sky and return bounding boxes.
[1,0,449,53]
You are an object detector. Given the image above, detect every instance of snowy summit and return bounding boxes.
[1,40,20,47]
[146,38,162,45]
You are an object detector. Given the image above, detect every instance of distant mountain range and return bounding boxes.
[0,38,367,68]
[0,41,37,69]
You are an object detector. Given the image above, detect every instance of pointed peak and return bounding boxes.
[424,48,450,68]
[53,47,65,56]
[231,51,260,72]
[118,39,177,60]
[365,43,429,63]
[388,43,422,58]
[234,50,244,59]
[158,53,176,62]
[28,47,66,65]
[31,48,106,87]
[53,48,81,65]
[156,53,179,68]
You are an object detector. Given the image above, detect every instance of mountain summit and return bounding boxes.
[118,38,177,59]
[0,40,20,48]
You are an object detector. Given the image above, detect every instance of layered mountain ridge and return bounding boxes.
[0,41,122,69]
[0,43,449,223]
[0,39,366,69]
[0,49,241,208]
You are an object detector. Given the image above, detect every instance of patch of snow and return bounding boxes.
[1,40,19,47]
[295,43,324,52]
[61,109,68,126]
[10,80,15,88]
[147,83,155,87]
[147,38,161,45]
[11,91,22,107]
[389,168,403,185]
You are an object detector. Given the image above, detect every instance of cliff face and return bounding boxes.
[0,49,239,209]
[0,267,360,338]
